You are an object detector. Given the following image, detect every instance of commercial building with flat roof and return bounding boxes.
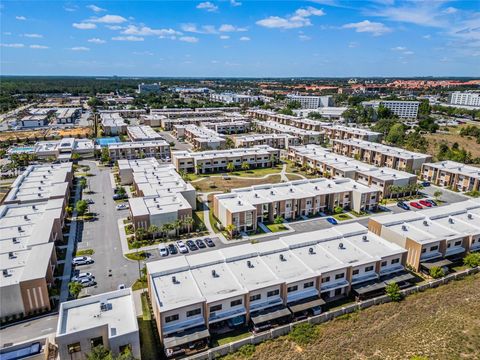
[255,121,324,145]
[321,125,382,142]
[332,138,432,172]
[448,91,480,107]
[234,133,300,149]
[213,178,380,234]
[289,145,417,198]
[202,120,250,134]
[362,100,420,119]
[28,138,95,161]
[18,114,50,129]
[368,199,480,271]
[108,140,171,161]
[210,92,261,104]
[421,161,480,192]
[56,288,140,360]
[171,146,280,174]
[127,125,163,141]
[100,113,127,136]
[55,108,80,124]
[247,109,327,131]
[286,94,333,109]
[147,223,406,353]
[173,124,226,150]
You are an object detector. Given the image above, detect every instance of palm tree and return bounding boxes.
[161,223,174,238]
[227,162,235,172]
[225,224,236,239]
[183,216,195,232]
[135,227,147,241]
[68,281,83,299]
[173,219,183,237]
[148,224,159,240]
[241,161,250,171]
[195,164,203,174]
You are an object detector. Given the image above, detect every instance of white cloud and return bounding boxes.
[112,35,144,41]
[348,41,358,48]
[133,51,154,56]
[106,25,123,30]
[3,32,12,36]
[90,15,127,24]
[73,22,97,30]
[369,3,447,28]
[219,24,247,32]
[299,34,311,41]
[391,46,414,55]
[88,38,106,44]
[15,16,26,21]
[122,25,181,37]
[219,35,230,40]
[196,2,218,12]
[230,0,241,6]
[64,5,78,12]
[391,46,406,51]
[70,46,90,51]
[342,20,391,36]
[30,45,49,49]
[256,6,325,29]
[179,36,199,43]
[443,7,457,15]
[423,34,431,39]
[0,43,25,48]
[24,33,43,38]
[87,4,106,13]
[181,24,217,34]
[239,36,250,41]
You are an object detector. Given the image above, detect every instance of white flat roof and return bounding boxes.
[127,125,163,140]
[334,139,430,160]
[423,161,480,180]
[108,140,169,150]
[172,146,277,161]
[257,121,322,136]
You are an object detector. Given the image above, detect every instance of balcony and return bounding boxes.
[379,264,404,276]
[286,288,319,303]
[249,297,283,312]
[445,246,465,258]
[320,279,349,293]
[163,315,205,335]
[209,306,246,324]
[351,272,379,285]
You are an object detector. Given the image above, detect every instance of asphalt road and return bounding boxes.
[0,315,58,347]
[159,131,193,151]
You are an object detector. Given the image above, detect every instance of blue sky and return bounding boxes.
[1,1,479,77]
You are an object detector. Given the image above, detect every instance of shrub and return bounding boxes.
[289,323,318,345]
[385,282,403,302]
[429,266,445,279]
[463,253,480,268]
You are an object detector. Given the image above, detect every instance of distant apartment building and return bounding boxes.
[99,109,147,118]
[201,120,250,134]
[213,178,380,234]
[108,140,171,161]
[247,109,327,131]
[171,146,280,174]
[118,159,196,232]
[100,113,127,136]
[210,92,261,104]
[421,161,480,192]
[147,222,407,355]
[448,92,480,107]
[332,139,432,172]
[0,198,66,320]
[138,82,161,94]
[127,125,163,141]
[369,199,480,271]
[286,94,334,109]
[321,125,382,142]
[173,124,226,150]
[255,121,324,145]
[145,115,246,131]
[31,138,95,161]
[362,100,420,119]
[55,288,141,360]
[55,108,81,124]
[18,114,49,129]
[234,133,300,149]
[293,107,348,120]
[289,145,417,198]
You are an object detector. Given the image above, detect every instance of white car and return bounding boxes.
[71,272,95,282]
[176,240,188,254]
[116,203,129,210]
[158,244,169,257]
[72,256,93,266]
[78,277,96,287]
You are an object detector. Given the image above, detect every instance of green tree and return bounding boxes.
[101,147,111,164]
[274,215,284,224]
[68,281,83,299]
[429,266,445,279]
[86,346,113,360]
[385,123,406,145]
[135,227,147,241]
[227,162,235,172]
[71,153,81,161]
[183,216,195,232]
[385,282,403,302]
[79,177,87,189]
[116,186,126,197]
[377,104,394,119]
[463,253,480,268]
[147,225,159,240]
[334,206,343,214]
[418,99,431,117]
[433,190,443,201]
[225,137,235,149]
[161,223,174,238]
[225,224,236,239]
[76,200,88,216]
[241,161,250,171]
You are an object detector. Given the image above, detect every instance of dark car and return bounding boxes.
[112,193,127,200]
[397,201,410,211]
[167,243,178,255]
[426,199,438,206]
[205,238,215,247]
[326,217,338,225]
[421,181,431,187]
[186,240,198,251]
[195,239,206,249]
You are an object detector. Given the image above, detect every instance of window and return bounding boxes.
[287,285,298,293]
[165,314,179,323]
[90,336,103,348]
[68,343,81,354]
[267,289,279,297]
[391,258,400,264]
[365,266,374,272]
[187,308,201,317]
[119,344,131,354]
[321,276,330,283]
[430,245,439,251]
[231,299,242,307]
[210,304,222,312]
[335,273,345,280]
[250,294,261,302]
[454,240,462,247]
[335,288,342,296]
[381,261,387,267]
[421,248,427,254]
[352,269,359,276]
[303,281,314,289]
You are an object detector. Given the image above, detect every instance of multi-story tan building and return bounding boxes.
[108,140,171,161]
[254,121,324,145]
[100,112,127,135]
[421,161,480,192]
[171,146,280,174]
[213,178,380,234]
[289,145,417,198]
[321,125,381,142]
[247,109,326,131]
[234,133,300,149]
[173,124,226,150]
[332,139,432,172]
[127,125,163,141]
[369,199,480,272]
[202,120,250,134]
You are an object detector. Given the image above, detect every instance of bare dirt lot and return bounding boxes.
[196,174,284,193]
[425,125,480,159]
[226,273,480,360]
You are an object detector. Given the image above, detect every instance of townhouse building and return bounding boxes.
[289,145,417,198]
[210,92,261,104]
[293,107,348,120]
[55,108,81,124]
[213,178,380,234]
[201,120,250,134]
[100,113,127,136]
[234,134,300,149]
[421,161,480,192]
[56,288,140,360]
[369,199,480,272]
[147,223,407,356]
[254,121,324,145]
[126,125,163,141]
[27,137,95,161]
[171,146,280,174]
[173,124,226,150]
[332,139,432,172]
[321,125,382,142]
[362,100,420,119]
[247,109,327,132]
[108,140,171,162]
[147,115,247,131]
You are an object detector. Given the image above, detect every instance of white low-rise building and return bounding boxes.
[362,100,419,119]
[100,113,127,135]
[127,125,163,141]
[108,140,171,161]
[286,94,334,109]
[448,92,480,107]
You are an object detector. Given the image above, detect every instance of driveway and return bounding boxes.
[159,131,193,151]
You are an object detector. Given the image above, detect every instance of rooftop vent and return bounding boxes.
[17,226,23,232]
[468,213,473,219]
[23,215,28,220]
[270,190,275,195]
[254,193,259,198]
[327,184,331,188]
[448,217,454,224]
[2,269,11,277]
[279,254,286,261]
[362,235,368,242]
[308,247,314,254]
[32,205,36,210]
[339,242,344,249]
[289,188,294,192]
[211,269,218,278]
[172,276,177,284]
[12,237,18,244]
[247,260,253,268]
[401,225,408,231]
[423,220,428,226]
[8,252,15,259]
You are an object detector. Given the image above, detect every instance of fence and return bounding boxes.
[186,266,479,360]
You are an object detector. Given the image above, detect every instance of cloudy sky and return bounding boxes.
[1,0,479,77]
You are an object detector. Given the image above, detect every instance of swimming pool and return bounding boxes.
[96,137,121,147]
[8,147,35,154]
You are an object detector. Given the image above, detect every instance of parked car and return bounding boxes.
[397,201,410,211]
[78,277,96,287]
[158,244,169,257]
[113,193,127,200]
[409,202,423,209]
[205,238,215,247]
[421,181,431,187]
[71,272,94,282]
[85,199,94,204]
[116,203,129,210]
[326,217,338,225]
[186,240,199,251]
[72,256,93,266]
[419,200,433,207]
[195,239,206,249]
[177,241,188,254]
[168,243,178,255]
[426,199,438,206]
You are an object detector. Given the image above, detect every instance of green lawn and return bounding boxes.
[266,223,289,232]
[137,318,162,360]
[125,251,148,261]
[209,211,221,234]
[141,293,151,321]
[332,213,352,221]
[75,248,95,256]
[212,329,252,346]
